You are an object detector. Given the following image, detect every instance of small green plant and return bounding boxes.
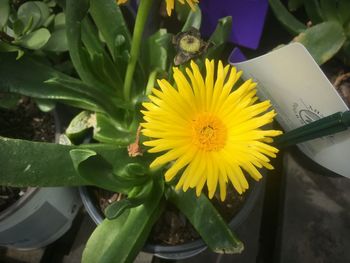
[269,0,350,65]
[0,0,68,57]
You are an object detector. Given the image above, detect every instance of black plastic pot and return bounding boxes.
[79,176,265,260]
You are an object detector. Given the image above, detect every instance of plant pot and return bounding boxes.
[0,101,82,249]
[0,187,81,249]
[79,177,264,260]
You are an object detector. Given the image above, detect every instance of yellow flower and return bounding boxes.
[117,0,199,16]
[141,60,282,201]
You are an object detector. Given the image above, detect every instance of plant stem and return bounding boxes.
[123,0,154,101]
[145,70,158,95]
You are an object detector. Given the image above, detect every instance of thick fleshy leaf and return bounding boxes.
[93,113,132,145]
[182,7,202,31]
[0,93,21,109]
[338,0,350,26]
[320,0,340,22]
[104,179,154,220]
[0,136,86,187]
[82,177,164,263]
[303,0,323,24]
[268,0,307,34]
[206,16,232,60]
[167,188,244,254]
[35,98,56,112]
[0,133,155,188]
[15,28,51,50]
[66,111,95,144]
[288,0,303,11]
[65,0,113,92]
[0,53,114,114]
[54,12,65,30]
[293,21,346,65]
[141,29,173,76]
[0,0,10,29]
[43,29,68,52]
[17,2,42,33]
[89,0,131,63]
[69,149,150,193]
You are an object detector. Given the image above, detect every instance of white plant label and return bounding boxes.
[233,43,350,178]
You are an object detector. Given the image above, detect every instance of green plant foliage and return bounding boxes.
[0,136,86,187]
[206,16,233,60]
[167,188,244,254]
[0,0,67,54]
[182,7,202,31]
[14,28,51,49]
[269,0,307,34]
[270,0,350,65]
[104,179,154,219]
[293,21,346,65]
[0,1,248,262]
[0,0,10,29]
[82,177,164,263]
[65,111,95,144]
[0,53,121,117]
[70,148,150,193]
[0,93,21,109]
[93,113,133,145]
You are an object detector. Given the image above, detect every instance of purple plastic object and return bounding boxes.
[229,47,247,63]
[200,0,269,50]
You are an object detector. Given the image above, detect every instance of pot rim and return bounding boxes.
[0,187,38,221]
[79,176,264,255]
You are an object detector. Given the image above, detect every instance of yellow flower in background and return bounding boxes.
[141,60,282,201]
[117,0,199,16]
[165,0,199,16]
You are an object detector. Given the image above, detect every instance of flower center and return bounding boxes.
[192,114,227,151]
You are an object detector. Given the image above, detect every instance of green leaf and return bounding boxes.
[143,29,173,74]
[303,0,323,24]
[0,93,20,109]
[167,188,244,254]
[320,0,339,22]
[93,113,132,145]
[35,98,56,112]
[0,53,115,114]
[17,2,42,32]
[69,149,149,193]
[43,13,55,28]
[0,136,87,187]
[80,16,124,93]
[15,28,51,50]
[82,177,164,263]
[338,0,350,26]
[206,16,232,60]
[104,179,154,220]
[293,21,346,65]
[0,41,20,53]
[32,1,51,27]
[182,7,202,31]
[89,0,131,63]
[175,0,191,22]
[269,0,307,34]
[43,29,68,52]
[65,0,113,92]
[66,111,95,144]
[0,0,10,29]
[288,0,303,11]
[54,12,66,30]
